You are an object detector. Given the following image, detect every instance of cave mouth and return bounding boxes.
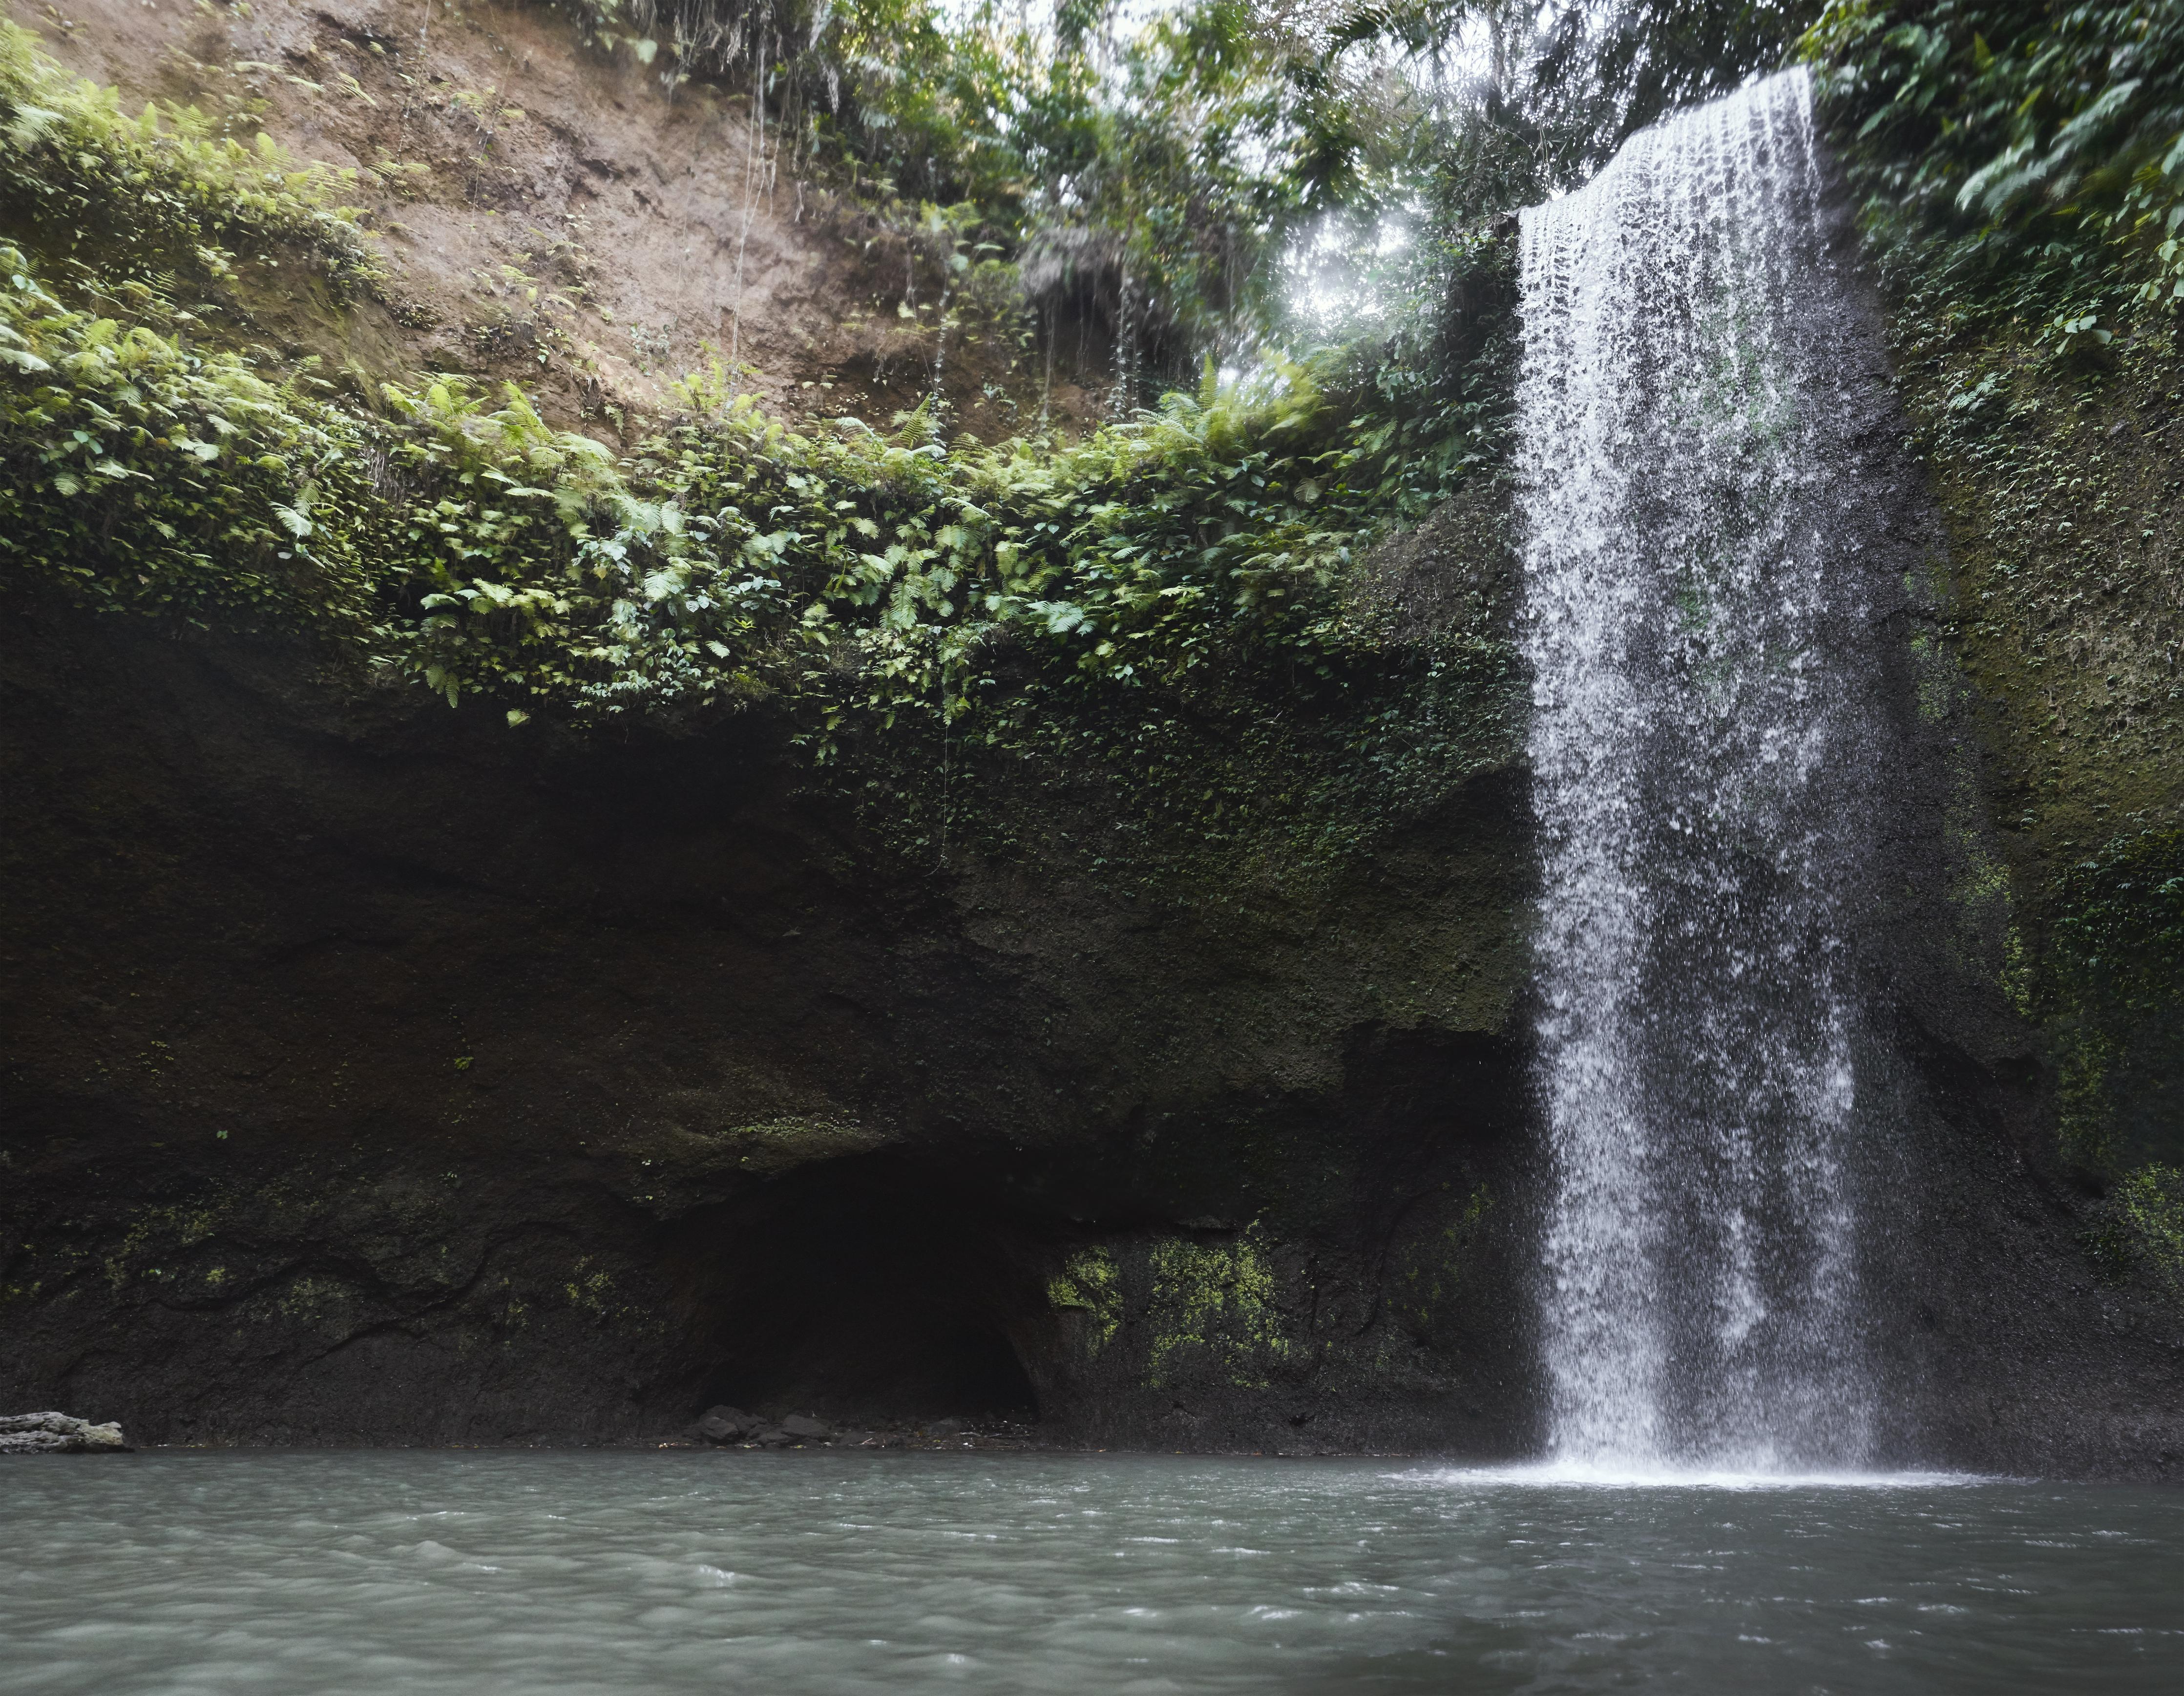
[680,1156,1048,1429]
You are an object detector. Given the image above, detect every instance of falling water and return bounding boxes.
[1519,69,1882,1471]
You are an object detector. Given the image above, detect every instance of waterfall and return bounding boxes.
[1518,68,1882,1472]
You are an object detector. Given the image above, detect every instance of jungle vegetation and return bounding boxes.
[0,0,1843,734]
[2,2,2180,1254]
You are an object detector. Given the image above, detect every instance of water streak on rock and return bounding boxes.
[1518,69,1879,1469]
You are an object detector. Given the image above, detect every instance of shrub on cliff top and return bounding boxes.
[0,21,378,292]
[0,18,1507,742]
[1805,0,2184,319]
[0,247,375,628]
[0,225,1447,738]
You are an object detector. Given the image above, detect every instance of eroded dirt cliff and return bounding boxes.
[12,0,1092,434]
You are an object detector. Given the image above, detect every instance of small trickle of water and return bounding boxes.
[1518,68,1883,1470]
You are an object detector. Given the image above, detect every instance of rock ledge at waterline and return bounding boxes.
[0,1413,130,1454]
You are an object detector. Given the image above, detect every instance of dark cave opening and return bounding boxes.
[676,1156,1048,1427]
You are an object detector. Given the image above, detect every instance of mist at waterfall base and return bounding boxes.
[1519,67,1912,1474]
[6,1451,2184,1695]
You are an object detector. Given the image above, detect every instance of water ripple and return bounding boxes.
[1,1452,2178,1694]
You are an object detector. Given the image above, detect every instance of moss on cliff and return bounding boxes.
[1882,310,2184,1178]
[1047,1248,1123,1355]
[1143,1228,1289,1389]
[1808,3,2184,1201]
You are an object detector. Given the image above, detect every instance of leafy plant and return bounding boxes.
[1,215,1468,743]
[0,245,373,627]
[1804,0,2184,318]
[0,21,378,293]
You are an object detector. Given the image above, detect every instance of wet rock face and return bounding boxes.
[6,462,2171,1469]
[1,1413,128,1453]
[0,588,1536,1456]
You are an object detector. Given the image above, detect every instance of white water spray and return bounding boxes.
[1518,69,1880,1471]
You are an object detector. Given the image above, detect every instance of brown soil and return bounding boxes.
[9,0,1101,437]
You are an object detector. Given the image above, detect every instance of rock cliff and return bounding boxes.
[2,0,2181,1473]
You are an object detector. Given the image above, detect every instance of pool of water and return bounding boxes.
[3,1451,2179,1692]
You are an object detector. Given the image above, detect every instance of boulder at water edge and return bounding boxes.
[692,1405,757,1444]
[0,1413,130,1453]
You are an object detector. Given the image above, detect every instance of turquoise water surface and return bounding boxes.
[3,1451,2180,1692]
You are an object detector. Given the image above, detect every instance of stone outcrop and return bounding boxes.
[4,446,2183,1471]
[0,577,1535,1457]
[0,0,2178,1472]
[0,1412,128,1453]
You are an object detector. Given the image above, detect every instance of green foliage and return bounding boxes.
[0,21,377,292]
[0,6,1540,947]
[1,228,1467,743]
[383,352,1420,732]
[0,0,1522,772]
[0,245,374,628]
[1804,0,2184,321]
[2086,1162,2184,1293]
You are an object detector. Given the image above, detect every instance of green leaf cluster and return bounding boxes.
[370,348,1448,731]
[1,231,1491,741]
[0,248,373,627]
[1803,1,2184,319]
[0,21,378,293]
